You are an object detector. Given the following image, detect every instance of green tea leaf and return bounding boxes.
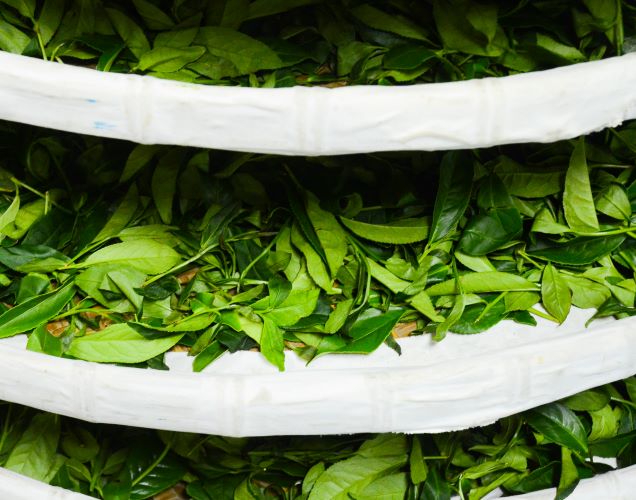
[152,149,185,224]
[340,217,429,244]
[0,0,35,19]
[563,140,599,233]
[68,324,182,363]
[82,239,180,275]
[260,316,285,371]
[331,308,404,354]
[308,434,407,500]
[427,272,538,296]
[541,264,571,323]
[429,152,473,244]
[459,207,522,255]
[595,183,631,221]
[0,17,30,54]
[132,0,174,30]
[0,282,75,338]
[307,192,347,276]
[92,184,138,243]
[5,413,60,482]
[528,235,625,266]
[351,4,429,41]
[196,27,282,75]
[139,46,206,72]
[556,447,579,500]
[527,403,588,455]
[106,8,151,59]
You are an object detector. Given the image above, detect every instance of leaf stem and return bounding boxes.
[131,441,172,487]
[10,177,72,214]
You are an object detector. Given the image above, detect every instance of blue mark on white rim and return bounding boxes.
[86,98,97,103]
[93,121,115,130]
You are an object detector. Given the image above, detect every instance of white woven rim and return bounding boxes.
[2,462,635,500]
[1,51,636,154]
[0,308,634,437]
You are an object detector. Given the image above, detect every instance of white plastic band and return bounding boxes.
[0,308,634,437]
[1,52,636,154]
[0,468,92,499]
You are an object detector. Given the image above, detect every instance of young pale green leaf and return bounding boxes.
[454,251,496,272]
[256,288,319,327]
[526,403,588,455]
[340,217,429,244]
[260,316,285,371]
[0,282,75,338]
[26,323,63,356]
[5,413,60,482]
[562,389,610,412]
[595,183,631,221]
[302,462,325,496]
[541,264,571,323]
[357,472,408,500]
[556,447,579,500]
[561,274,611,309]
[36,0,64,44]
[308,434,407,500]
[429,152,473,244]
[504,291,540,313]
[68,324,183,363]
[0,17,30,54]
[433,293,467,342]
[324,298,353,333]
[367,259,409,294]
[563,140,599,233]
[531,207,571,235]
[409,436,428,484]
[291,223,335,293]
[82,239,180,275]
[588,405,619,442]
[427,272,538,296]
[409,291,444,322]
[0,187,19,238]
[306,192,347,276]
[0,0,35,19]
[530,33,585,64]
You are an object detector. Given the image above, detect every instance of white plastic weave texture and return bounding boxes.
[1,51,636,155]
[0,308,634,437]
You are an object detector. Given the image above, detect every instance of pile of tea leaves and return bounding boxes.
[0,0,633,86]
[0,121,635,369]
